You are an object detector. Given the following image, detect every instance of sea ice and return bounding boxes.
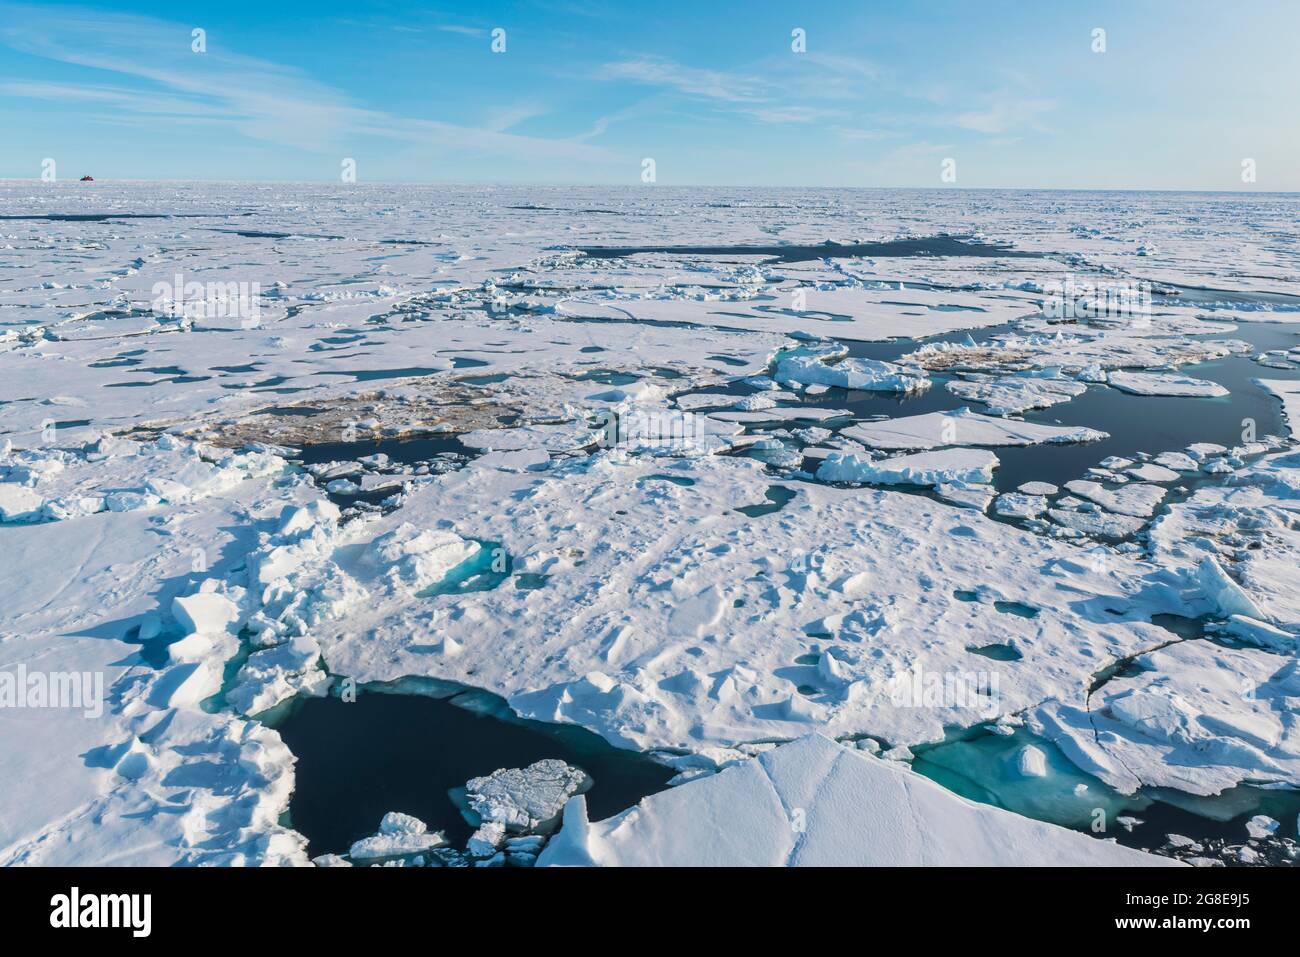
[1107,371,1229,397]
[4,182,1298,868]
[946,373,1087,415]
[817,448,999,486]
[772,354,930,393]
[349,812,448,862]
[464,759,591,833]
[995,493,1049,519]
[1062,480,1168,518]
[539,735,1174,866]
[841,408,1106,451]
[1032,640,1300,796]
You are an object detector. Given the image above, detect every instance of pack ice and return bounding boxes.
[3,182,1300,867]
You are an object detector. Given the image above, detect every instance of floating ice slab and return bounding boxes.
[1047,507,1146,538]
[1126,463,1181,482]
[995,492,1049,519]
[1147,450,1300,626]
[539,735,1175,866]
[934,481,996,511]
[1033,641,1300,796]
[1107,371,1229,397]
[349,811,447,862]
[1260,379,1300,439]
[1153,451,1199,471]
[842,408,1106,451]
[1063,480,1168,518]
[772,354,929,393]
[464,759,590,833]
[947,374,1087,415]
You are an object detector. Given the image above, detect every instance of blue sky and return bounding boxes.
[1,0,1296,189]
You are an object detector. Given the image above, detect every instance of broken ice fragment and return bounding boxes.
[348,811,447,862]
[464,759,591,834]
[817,448,998,486]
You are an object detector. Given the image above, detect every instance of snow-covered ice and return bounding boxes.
[1107,371,1230,397]
[538,734,1175,866]
[4,182,1300,868]
[817,448,999,486]
[841,408,1106,450]
[463,759,590,834]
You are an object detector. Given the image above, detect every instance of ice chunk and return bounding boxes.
[1018,481,1058,495]
[1033,640,1300,796]
[817,448,998,486]
[1221,615,1295,652]
[995,493,1048,519]
[934,481,995,511]
[1047,508,1145,538]
[171,592,240,636]
[1246,815,1279,841]
[773,354,929,393]
[1153,451,1198,471]
[349,811,447,862]
[1194,556,1266,620]
[465,759,591,833]
[366,523,481,594]
[1126,463,1180,483]
[467,821,507,858]
[277,499,341,537]
[226,633,328,716]
[1014,745,1048,778]
[0,485,44,523]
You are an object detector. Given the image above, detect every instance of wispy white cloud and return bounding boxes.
[593,47,1058,144]
[742,105,841,125]
[484,102,548,133]
[0,80,234,119]
[436,24,488,38]
[0,3,615,164]
[832,126,896,142]
[597,57,765,103]
[951,97,1056,134]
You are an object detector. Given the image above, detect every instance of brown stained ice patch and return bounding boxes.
[902,344,1040,374]
[167,378,529,450]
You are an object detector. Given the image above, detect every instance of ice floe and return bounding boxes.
[818,448,999,486]
[1032,640,1300,796]
[841,407,1106,451]
[1108,371,1230,397]
[539,735,1174,866]
[947,373,1087,415]
[773,353,930,394]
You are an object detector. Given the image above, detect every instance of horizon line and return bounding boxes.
[3,178,1297,196]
